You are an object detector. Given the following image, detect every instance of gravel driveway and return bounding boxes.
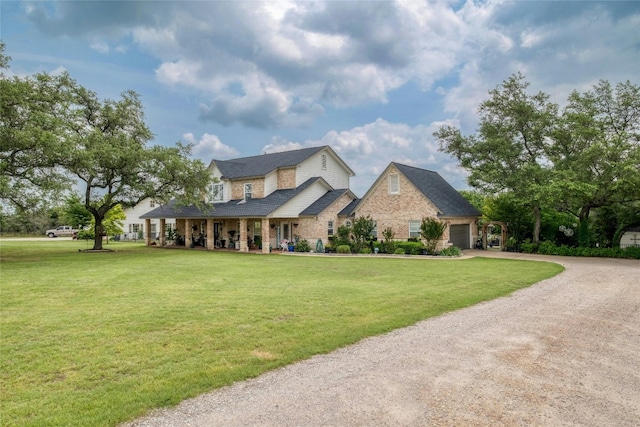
[123,251,640,427]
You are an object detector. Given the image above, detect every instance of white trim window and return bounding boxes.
[409,220,421,238]
[388,173,400,194]
[210,183,224,202]
[327,220,334,236]
[244,183,252,200]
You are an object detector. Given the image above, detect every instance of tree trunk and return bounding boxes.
[578,206,591,247]
[93,215,105,250]
[532,204,541,243]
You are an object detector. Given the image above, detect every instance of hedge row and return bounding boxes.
[521,241,640,259]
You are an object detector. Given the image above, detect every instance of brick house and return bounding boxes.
[140,146,357,253]
[140,147,480,252]
[350,162,481,250]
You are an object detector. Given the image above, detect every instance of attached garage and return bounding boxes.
[449,224,471,249]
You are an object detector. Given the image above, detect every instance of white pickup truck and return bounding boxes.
[45,226,79,238]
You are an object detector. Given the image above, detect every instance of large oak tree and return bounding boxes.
[434,73,557,243]
[1,44,211,250]
[552,80,640,244]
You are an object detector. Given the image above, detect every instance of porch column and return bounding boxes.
[145,218,152,246]
[160,218,166,246]
[185,218,192,248]
[206,218,214,250]
[262,218,270,254]
[239,218,248,252]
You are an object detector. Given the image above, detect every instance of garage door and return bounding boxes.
[449,224,470,249]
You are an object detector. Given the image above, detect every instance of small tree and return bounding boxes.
[352,215,376,253]
[335,224,352,248]
[381,227,395,253]
[420,217,446,254]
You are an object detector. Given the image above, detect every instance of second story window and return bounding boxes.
[389,173,400,194]
[244,183,253,200]
[150,200,156,208]
[327,220,334,236]
[321,154,327,170]
[211,183,224,202]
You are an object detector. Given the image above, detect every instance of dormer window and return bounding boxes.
[388,173,400,194]
[244,183,253,200]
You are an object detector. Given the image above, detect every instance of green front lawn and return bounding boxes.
[0,241,563,427]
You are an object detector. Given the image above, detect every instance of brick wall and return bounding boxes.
[355,166,439,239]
[230,178,265,199]
[277,168,297,189]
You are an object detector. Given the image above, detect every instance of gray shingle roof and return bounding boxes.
[339,198,359,217]
[300,189,352,216]
[140,178,322,219]
[211,146,326,179]
[393,163,481,217]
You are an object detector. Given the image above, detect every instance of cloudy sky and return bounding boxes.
[2,0,639,196]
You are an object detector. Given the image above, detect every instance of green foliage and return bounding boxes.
[520,240,640,259]
[1,47,212,250]
[436,75,640,246]
[420,217,446,254]
[62,194,92,229]
[294,238,311,252]
[380,227,395,253]
[438,246,462,257]
[459,190,485,213]
[351,215,376,253]
[1,46,75,212]
[435,73,558,243]
[394,247,406,255]
[394,241,423,255]
[77,228,95,240]
[334,224,352,248]
[336,244,351,254]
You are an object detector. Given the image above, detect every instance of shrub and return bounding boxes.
[77,229,95,240]
[394,241,423,255]
[439,246,462,257]
[520,241,640,259]
[381,227,395,253]
[295,238,311,252]
[360,247,372,254]
[420,217,446,254]
[336,245,351,254]
[394,248,406,255]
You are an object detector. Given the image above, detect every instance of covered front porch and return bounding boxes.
[143,217,302,254]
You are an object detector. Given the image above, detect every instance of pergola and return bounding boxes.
[481,221,508,251]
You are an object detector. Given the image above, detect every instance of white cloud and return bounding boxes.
[18,0,640,147]
[183,133,240,160]
[90,42,109,54]
[263,118,469,196]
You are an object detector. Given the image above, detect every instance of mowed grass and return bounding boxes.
[0,240,563,427]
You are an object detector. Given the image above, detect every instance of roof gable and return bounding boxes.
[209,146,326,180]
[392,163,481,217]
[300,189,356,216]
